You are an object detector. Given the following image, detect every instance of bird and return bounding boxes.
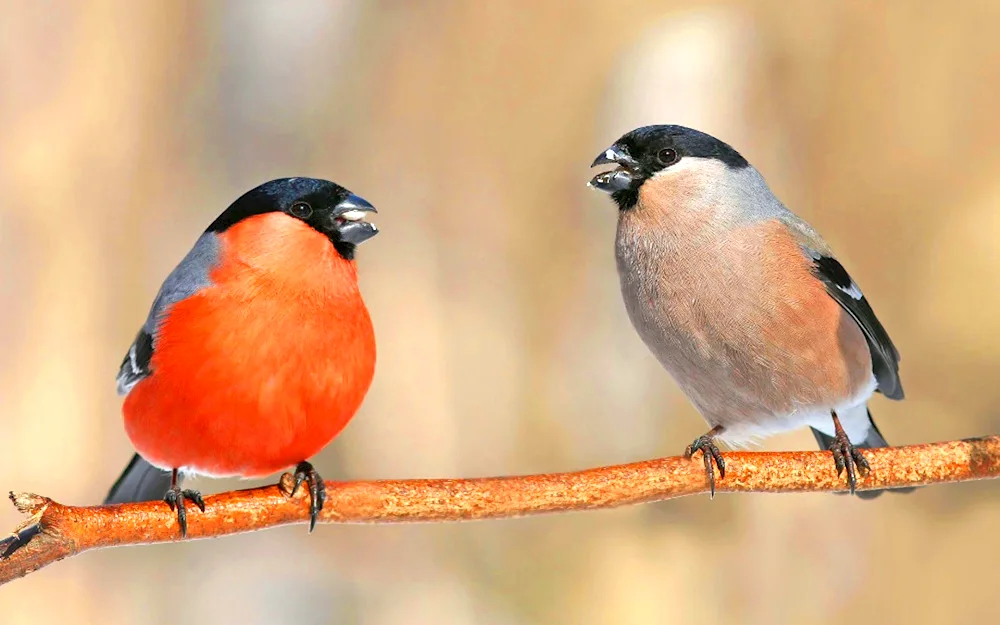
[588,125,914,499]
[104,177,379,535]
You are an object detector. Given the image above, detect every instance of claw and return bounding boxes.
[288,461,326,533]
[684,427,726,498]
[830,412,871,495]
[163,469,204,538]
[188,490,206,512]
[832,445,847,477]
[854,451,871,474]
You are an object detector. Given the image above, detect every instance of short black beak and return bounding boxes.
[333,193,377,216]
[332,193,379,245]
[590,145,639,169]
[589,145,640,193]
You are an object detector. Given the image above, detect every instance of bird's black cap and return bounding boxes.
[207,177,378,259]
[589,125,748,210]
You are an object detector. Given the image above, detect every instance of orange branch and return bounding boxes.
[2,435,998,585]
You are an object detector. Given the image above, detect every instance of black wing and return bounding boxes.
[808,252,904,400]
[104,453,174,504]
[116,328,154,395]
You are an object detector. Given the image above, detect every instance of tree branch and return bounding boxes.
[2,435,998,585]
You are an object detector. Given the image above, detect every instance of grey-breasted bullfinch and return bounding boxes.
[590,125,913,499]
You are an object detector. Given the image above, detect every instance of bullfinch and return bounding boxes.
[589,125,914,499]
[104,177,379,535]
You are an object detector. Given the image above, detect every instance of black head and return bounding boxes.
[588,125,748,210]
[207,177,378,260]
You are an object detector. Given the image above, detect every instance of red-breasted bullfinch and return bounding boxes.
[104,178,378,535]
[589,125,914,499]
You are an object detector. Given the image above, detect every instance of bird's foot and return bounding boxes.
[830,415,870,495]
[685,427,726,498]
[164,486,205,538]
[289,461,326,532]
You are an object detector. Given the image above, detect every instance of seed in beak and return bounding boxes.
[339,210,368,222]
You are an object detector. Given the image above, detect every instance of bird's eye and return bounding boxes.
[657,148,679,166]
[290,202,313,219]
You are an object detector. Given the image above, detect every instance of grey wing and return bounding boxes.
[115,232,221,396]
[805,249,904,400]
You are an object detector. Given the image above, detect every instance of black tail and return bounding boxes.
[811,409,917,500]
[104,454,174,504]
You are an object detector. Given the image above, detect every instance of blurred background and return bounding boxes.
[2,0,999,623]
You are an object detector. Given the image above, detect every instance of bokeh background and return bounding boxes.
[2,1,1000,623]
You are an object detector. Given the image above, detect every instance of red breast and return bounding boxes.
[123,212,376,477]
